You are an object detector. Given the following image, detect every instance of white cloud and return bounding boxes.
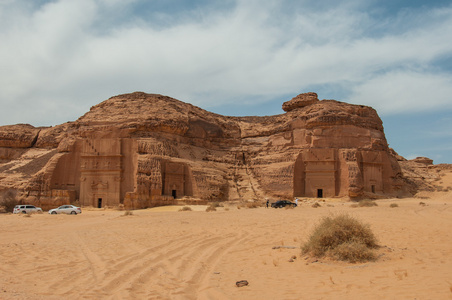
[348,71,452,115]
[1,0,452,126]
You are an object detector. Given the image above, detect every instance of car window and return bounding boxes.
[26,205,34,208]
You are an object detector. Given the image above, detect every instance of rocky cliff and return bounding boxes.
[0,92,410,209]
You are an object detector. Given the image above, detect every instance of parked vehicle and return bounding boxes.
[13,205,43,214]
[271,200,297,208]
[49,205,82,215]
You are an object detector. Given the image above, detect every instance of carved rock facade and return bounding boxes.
[0,92,409,209]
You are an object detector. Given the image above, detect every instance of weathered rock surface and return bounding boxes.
[411,157,434,165]
[282,92,319,112]
[0,92,412,210]
[396,155,451,193]
[0,124,40,148]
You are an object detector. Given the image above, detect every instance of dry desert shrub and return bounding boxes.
[302,214,378,263]
[331,240,376,263]
[179,206,192,212]
[206,205,217,212]
[246,202,260,209]
[352,200,378,207]
[0,189,18,213]
[236,202,260,209]
[389,203,399,208]
[123,210,134,216]
[312,202,321,208]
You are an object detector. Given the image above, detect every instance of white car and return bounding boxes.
[49,205,82,215]
[13,205,43,214]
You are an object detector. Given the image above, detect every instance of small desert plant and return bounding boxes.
[312,202,321,208]
[0,189,18,213]
[206,205,217,212]
[358,200,378,207]
[246,202,260,209]
[210,202,223,208]
[123,210,134,216]
[302,214,378,263]
[330,240,376,263]
[419,202,426,206]
[179,206,192,212]
[389,203,399,208]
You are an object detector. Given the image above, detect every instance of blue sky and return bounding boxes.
[1,0,451,163]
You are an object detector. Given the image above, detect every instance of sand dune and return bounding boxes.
[1,193,452,299]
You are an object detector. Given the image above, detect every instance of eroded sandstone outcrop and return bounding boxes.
[0,124,40,148]
[282,92,319,112]
[0,92,411,209]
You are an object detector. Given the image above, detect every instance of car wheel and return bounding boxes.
[22,211,27,214]
[70,211,76,215]
[51,211,57,214]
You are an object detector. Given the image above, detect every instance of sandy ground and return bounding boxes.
[1,191,451,300]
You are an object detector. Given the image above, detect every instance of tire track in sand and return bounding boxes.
[80,231,249,299]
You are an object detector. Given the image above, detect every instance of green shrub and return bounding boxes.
[302,214,378,263]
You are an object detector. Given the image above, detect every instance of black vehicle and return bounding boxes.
[271,200,297,208]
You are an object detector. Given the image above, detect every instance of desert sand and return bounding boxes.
[1,190,452,299]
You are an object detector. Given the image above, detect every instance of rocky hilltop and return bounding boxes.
[0,92,412,209]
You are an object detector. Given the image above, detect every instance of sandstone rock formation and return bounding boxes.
[282,92,319,112]
[0,92,410,209]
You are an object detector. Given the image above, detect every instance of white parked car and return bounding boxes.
[49,205,82,215]
[13,205,43,214]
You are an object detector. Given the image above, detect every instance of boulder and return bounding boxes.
[282,92,319,112]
